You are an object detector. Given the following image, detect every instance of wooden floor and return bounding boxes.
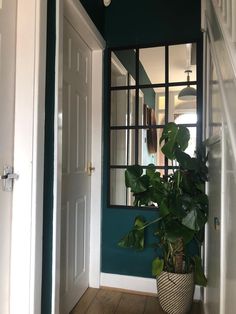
[71,288,202,314]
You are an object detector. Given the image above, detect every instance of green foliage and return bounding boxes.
[159,122,190,159]
[193,256,207,286]
[152,257,164,276]
[118,216,146,250]
[118,123,208,286]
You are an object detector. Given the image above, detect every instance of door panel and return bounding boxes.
[60,18,92,314]
[205,46,222,314]
[0,0,16,312]
[74,197,86,278]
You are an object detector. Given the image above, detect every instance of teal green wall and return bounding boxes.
[79,0,105,35]
[102,0,203,278]
[41,0,55,313]
[105,0,202,47]
[102,209,160,277]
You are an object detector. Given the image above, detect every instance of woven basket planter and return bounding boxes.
[157,271,194,314]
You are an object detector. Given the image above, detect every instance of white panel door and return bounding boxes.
[60,18,92,314]
[0,1,17,313]
[205,48,222,314]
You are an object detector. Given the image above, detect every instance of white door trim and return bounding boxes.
[52,1,105,313]
[10,1,47,314]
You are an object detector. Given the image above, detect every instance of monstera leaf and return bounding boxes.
[175,149,199,170]
[118,216,146,250]
[165,220,195,244]
[120,122,209,286]
[125,165,149,193]
[160,123,190,160]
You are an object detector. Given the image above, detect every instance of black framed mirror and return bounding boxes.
[108,43,200,207]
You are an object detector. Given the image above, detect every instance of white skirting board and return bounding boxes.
[203,304,209,314]
[100,273,201,300]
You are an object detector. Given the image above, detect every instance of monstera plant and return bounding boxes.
[118,122,208,313]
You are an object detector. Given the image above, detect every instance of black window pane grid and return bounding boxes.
[109,43,200,207]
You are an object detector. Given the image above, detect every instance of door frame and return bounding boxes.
[52,0,105,312]
[10,0,47,314]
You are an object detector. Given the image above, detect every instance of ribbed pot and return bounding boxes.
[157,271,194,314]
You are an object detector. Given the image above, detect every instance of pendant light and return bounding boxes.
[178,70,196,100]
[104,0,111,6]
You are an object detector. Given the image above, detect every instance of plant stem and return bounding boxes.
[177,170,180,190]
[138,216,163,230]
[174,238,184,273]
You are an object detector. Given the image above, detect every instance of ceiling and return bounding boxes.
[139,43,196,88]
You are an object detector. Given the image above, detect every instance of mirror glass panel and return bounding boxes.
[168,85,197,122]
[110,90,136,126]
[138,87,166,126]
[169,43,196,82]
[139,47,165,84]
[138,128,165,166]
[111,50,136,87]
[110,130,135,166]
[109,42,199,207]
[110,169,134,206]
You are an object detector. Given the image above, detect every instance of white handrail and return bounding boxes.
[206,17,236,164]
[232,0,236,41]
[212,0,236,42]
[226,0,232,31]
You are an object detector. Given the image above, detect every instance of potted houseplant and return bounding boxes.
[118,122,208,314]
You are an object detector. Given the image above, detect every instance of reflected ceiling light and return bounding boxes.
[104,0,111,6]
[178,70,196,101]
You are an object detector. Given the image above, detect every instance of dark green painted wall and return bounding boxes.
[102,209,160,277]
[41,0,56,313]
[105,0,202,47]
[79,0,105,35]
[102,0,203,278]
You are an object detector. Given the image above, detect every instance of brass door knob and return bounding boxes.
[87,161,95,176]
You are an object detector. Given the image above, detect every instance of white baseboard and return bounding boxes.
[100,273,201,300]
[203,303,208,314]
[100,273,157,295]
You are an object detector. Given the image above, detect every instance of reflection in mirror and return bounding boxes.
[110,169,134,206]
[139,87,165,125]
[110,90,128,126]
[110,130,135,166]
[111,52,128,87]
[169,43,196,82]
[168,86,197,122]
[138,128,165,166]
[110,90,136,126]
[111,50,136,87]
[139,46,165,84]
[109,42,199,207]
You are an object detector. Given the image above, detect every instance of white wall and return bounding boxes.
[203,1,236,313]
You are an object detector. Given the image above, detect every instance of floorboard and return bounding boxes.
[86,289,122,314]
[70,288,99,314]
[144,296,164,313]
[115,293,146,314]
[71,288,203,314]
